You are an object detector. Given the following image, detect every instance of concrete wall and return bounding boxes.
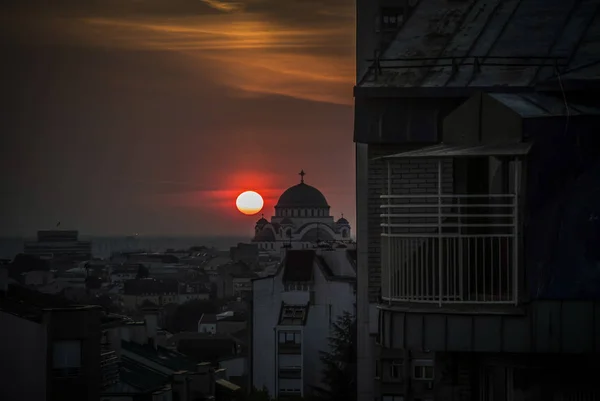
[380,301,600,354]
[0,312,47,401]
[220,356,246,378]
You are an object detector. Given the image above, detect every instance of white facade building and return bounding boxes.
[252,171,353,257]
[252,248,356,399]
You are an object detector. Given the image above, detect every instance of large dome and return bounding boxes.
[276,183,329,208]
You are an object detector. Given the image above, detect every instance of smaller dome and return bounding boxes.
[336,217,349,225]
[256,217,268,227]
[280,218,294,225]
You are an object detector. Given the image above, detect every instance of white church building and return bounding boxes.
[252,170,353,257]
[250,173,356,398]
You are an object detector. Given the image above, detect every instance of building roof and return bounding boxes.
[119,356,170,392]
[282,250,315,282]
[276,182,329,209]
[375,142,532,160]
[123,278,179,296]
[200,313,218,324]
[121,340,198,372]
[0,284,101,322]
[488,93,600,118]
[360,0,600,89]
[215,379,241,392]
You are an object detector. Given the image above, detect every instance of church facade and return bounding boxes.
[252,171,352,257]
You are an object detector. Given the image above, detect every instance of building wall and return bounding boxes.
[44,307,102,401]
[252,276,279,395]
[0,311,47,401]
[220,356,246,379]
[305,269,356,392]
[367,145,454,302]
[252,263,355,398]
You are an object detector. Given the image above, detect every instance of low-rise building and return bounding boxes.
[122,278,209,310]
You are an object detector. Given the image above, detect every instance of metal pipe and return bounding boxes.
[387,160,392,304]
[513,161,520,305]
[437,160,443,306]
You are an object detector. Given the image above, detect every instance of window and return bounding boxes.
[53,340,82,377]
[390,359,403,379]
[381,8,404,31]
[278,331,301,345]
[412,359,434,381]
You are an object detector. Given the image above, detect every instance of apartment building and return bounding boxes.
[354,1,600,400]
[0,284,103,401]
[251,249,356,399]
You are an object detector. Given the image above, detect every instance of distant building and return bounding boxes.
[251,248,356,399]
[122,278,209,310]
[24,230,91,261]
[230,243,259,264]
[252,171,353,257]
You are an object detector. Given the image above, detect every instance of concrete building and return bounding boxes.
[354,1,600,400]
[24,230,92,261]
[0,284,103,401]
[252,171,353,257]
[251,249,356,399]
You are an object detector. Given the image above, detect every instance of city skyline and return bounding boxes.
[1,0,356,236]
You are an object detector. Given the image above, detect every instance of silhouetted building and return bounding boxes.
[24,230,91,261]
[252,171,353,257]
[0,285,102,401]
[354,0,600,400]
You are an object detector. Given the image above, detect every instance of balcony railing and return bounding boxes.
[381,193,518,305]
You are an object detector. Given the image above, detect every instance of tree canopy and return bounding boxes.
[312,311,357,401]
[164,298,219,333]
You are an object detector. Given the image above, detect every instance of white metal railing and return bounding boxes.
[381,193,518,305]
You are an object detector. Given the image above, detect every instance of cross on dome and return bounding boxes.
[299,169,306,183]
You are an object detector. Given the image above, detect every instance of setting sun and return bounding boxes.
[236,191,264,215]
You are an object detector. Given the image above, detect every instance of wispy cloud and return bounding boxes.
[4,0,354,105]
[201,0,244,13]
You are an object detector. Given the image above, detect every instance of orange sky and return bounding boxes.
[1,0,356,237]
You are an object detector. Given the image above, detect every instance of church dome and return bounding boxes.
[336,217,349,225]
[255,216,268,227]
[276,171,329,208]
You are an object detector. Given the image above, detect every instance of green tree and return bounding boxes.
[312,311,357,401]
[164,299,219,333]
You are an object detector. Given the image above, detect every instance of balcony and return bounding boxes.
[381,193,518,305]
[378,145,526,306]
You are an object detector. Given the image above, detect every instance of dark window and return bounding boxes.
[381,8,404,31]
[391,359,403,379]
[52,340,82,377]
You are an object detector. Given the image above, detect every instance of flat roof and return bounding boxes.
[374,142,532,160]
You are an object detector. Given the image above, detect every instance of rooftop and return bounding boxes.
[360,0,600,90]
[122,340,198,372]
